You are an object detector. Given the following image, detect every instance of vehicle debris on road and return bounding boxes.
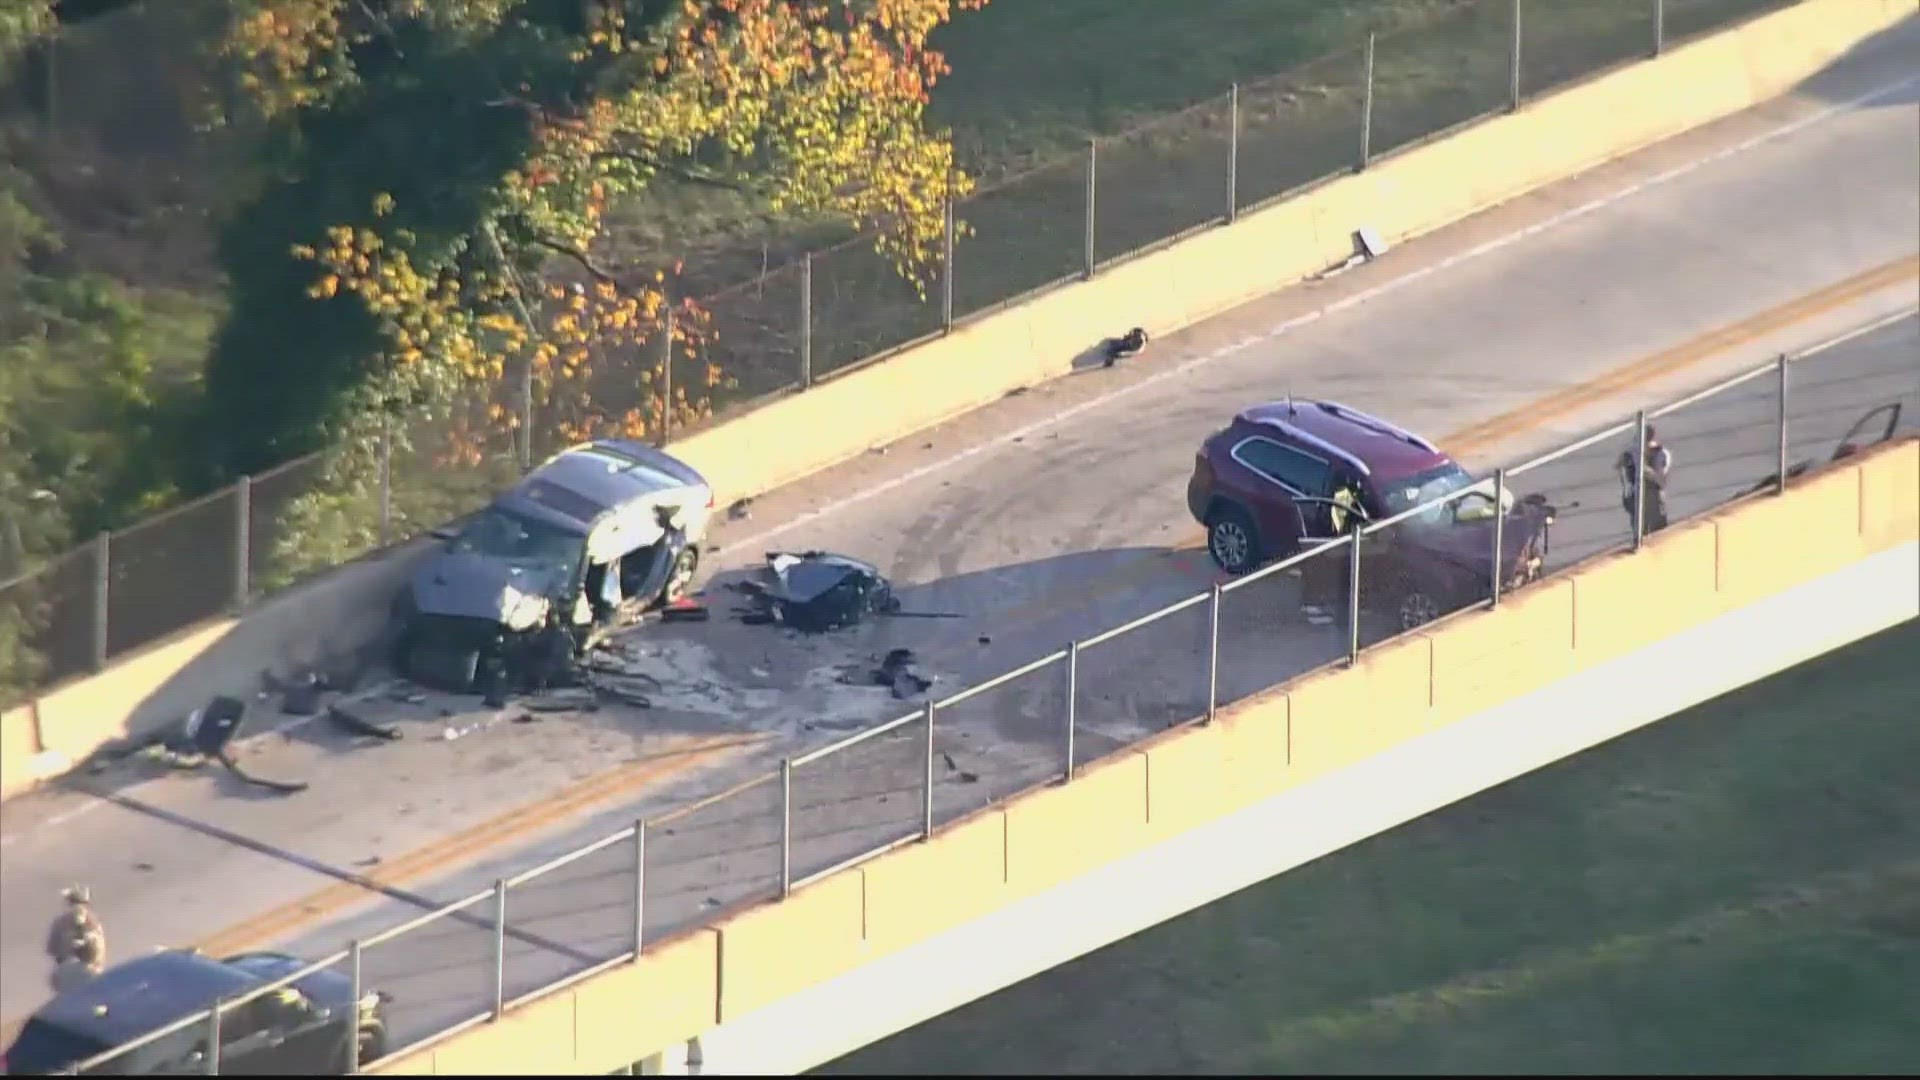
[730,551,962,631]
[152,697,311,794]
[732,551,902,631]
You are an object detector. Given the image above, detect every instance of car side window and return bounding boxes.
[1233,438,1332,497]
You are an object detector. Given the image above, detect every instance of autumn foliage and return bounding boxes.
[199,0,983,481]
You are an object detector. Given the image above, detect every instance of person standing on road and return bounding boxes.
[47,886,106,992]
[1618,425,1673,535]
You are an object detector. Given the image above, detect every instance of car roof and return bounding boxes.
[32,951,256,1047]
[1235,399,1451,482]
[493,440,708,536]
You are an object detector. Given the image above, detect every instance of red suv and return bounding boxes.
[1186,399,1554,629]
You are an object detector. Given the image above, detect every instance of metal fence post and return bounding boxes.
[378,419,393,546]
[1083,139,1097,279]
[779,757,793,898]
[941,170,957,331]
[233,476,250,609]
[800,252,814,390]
[347,940,363,1073]
[921,700,936,840]
[91,530,109,671]
[1654,0,1666,56]
[1360,32,1377,170]
[204,999,222,1075]
[1775,353,1789,495]
[1490,468,1507,608]
[659,307,675,445]
[1632,409,1649,550]
[1509,0,1524,111]
[633,819,647,957]
[491,878,508,1020]
[1205,583,1222,723]
[1346,529,1363,665]
[1064,641,1079,781]
[1226,83,1239,223]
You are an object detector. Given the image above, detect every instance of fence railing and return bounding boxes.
[0,0,1799,705]
[62,302,1918,1075]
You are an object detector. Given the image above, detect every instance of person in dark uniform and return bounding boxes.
[1618,425,1674,535]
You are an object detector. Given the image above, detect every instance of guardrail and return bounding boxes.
[60,305,1917,1075]
[0,0,1796,703]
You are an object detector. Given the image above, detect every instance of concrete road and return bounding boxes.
[7,20,1917,1065]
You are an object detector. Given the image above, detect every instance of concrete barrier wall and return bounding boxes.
[0,539,436,801]
[667,0,1917,510]
[8,0,1906,806]
[362,436,1919,1075]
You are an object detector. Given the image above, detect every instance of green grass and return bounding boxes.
[823,619,1920,1076]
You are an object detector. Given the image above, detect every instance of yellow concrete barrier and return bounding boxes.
[1571,520,1723,668]
[1141,721,1232,844]
[22,619,237,778]
[862,810,1008,956]
[1858,438,1920,550]
[22,0,1903,814]
[427,992,576,1077]
[1716,463,1868,608]
[1004,752,1150,893]
[1210,689,1294,807]
[571,930,721,1074]
[375,440,1915,1075]
[1,702,43,797]
[668,0,1910,514]
[1429,580,1575,724]
[714,871,867,1023]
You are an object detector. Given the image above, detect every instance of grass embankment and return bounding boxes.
[826,619,1920,1075]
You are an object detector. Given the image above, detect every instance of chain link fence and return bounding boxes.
[58,304,1917,1072]
[2,0,1798,709]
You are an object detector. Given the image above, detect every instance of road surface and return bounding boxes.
[4,19,1916,1066]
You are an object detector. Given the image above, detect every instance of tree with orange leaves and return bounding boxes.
[197,0,985,492]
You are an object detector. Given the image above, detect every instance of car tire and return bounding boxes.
[1205,504,1262,575]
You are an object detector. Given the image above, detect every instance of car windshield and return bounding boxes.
[1381,463,1476,518]
[452,508,584,571]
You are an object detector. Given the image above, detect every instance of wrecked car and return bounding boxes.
[1187,398,1554,630]
[392,440,714,692]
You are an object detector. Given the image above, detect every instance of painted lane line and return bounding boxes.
[720,73,1919,558]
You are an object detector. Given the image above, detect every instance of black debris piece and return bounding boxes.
[326,703,403,741]
[728,498,753,521]
[1103,326,1150,367]
[744,551,901,632]
[162,697,310,794]
[873,648,934,700]
[173,696,247,759]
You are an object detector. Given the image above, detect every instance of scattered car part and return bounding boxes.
[325,703,403,741]
[743,551,901,632]
[1103,326,1150,367]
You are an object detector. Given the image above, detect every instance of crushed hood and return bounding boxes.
[409,548,570,624]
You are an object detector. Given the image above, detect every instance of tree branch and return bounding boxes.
[590,147,752,193]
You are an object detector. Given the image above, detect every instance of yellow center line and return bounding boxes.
[192,731,764,958]
[20,259,1904,1021]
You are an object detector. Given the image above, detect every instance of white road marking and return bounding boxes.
[4,75,1912,851]
[721,74,1919,557]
